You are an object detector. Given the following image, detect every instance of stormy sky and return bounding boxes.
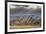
[10,5,41,20]
[10,5,41,15]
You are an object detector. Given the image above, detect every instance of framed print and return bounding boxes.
[5,0,45,34]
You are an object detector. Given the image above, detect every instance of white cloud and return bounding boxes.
[26,5,38,10]
[10,5,16,9]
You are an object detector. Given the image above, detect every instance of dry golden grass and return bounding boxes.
[10,16,41,29]
[10,25,41,29]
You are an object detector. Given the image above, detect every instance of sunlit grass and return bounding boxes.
[10,26,41,29]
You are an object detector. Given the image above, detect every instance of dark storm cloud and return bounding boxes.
[10,5,41,15]
[10,5,28,7]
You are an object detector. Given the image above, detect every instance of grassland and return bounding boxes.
[10,16,41,29]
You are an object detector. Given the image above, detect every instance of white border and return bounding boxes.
[7,2,43,32]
